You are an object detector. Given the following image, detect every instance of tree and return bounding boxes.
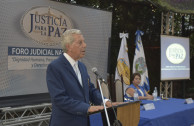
[59,0,194,98]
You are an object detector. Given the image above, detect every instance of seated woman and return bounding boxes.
[124,73,153,101]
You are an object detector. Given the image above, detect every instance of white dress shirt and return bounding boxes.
[64,53,83,87]
[63,53,109,103]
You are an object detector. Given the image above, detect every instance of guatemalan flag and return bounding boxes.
[115,33,130,93]
[133,30,150,91]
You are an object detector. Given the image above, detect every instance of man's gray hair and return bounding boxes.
[61,29,82,52]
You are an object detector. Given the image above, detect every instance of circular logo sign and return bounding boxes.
[166,43,186,64]
[117,58,130,85]
[134,57,146,75]
[21,6,73,46]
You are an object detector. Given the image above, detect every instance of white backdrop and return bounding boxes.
[161,35,190,80]
[0,0,112,97]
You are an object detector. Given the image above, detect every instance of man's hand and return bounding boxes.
[88,106,104,113]
[105,101,124,108]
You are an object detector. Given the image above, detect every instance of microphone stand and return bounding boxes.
[104,80,122,126]
[94,71,122,126]
[106,90,122,126]
[97,78,111,126]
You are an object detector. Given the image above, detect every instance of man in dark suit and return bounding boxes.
[46,29,112,126]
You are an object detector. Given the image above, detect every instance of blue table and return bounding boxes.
[139,98,194,126]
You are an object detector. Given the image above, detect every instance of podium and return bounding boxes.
[89,101,140,126]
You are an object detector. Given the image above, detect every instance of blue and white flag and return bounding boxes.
[115,33,130,93]
[133,30,150,91]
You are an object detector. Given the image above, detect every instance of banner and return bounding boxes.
[8,46,62,70]
[133,30,150,91]
[115,33,130,93]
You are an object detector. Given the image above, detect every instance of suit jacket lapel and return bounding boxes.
[78,62,89,103]
[59,54,83,89]
[78,62,85,88]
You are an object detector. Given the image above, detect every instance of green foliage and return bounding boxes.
[154,0,194,14]
[58,0,194,98]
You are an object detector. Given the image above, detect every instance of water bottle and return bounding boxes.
[154,87,158,97]
[134,89,139,101]
[153,87,157,101]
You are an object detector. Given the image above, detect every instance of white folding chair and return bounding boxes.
[101,82,110,99]
[115,79,124,102]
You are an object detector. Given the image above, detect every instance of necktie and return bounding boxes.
[74,63,83,87]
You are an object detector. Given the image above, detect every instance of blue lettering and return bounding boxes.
[29,14,34,33]
[48,26,54,36]
[54,27,60,37]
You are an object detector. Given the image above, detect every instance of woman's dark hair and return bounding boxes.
[132,73,141,81]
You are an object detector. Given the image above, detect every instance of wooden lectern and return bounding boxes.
[89,101,140,126]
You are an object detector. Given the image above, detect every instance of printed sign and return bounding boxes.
[185,98,193,104]
[8,46,63,70]
[21,6,73,46]
[143,103,155,111]
[166,43,186,64]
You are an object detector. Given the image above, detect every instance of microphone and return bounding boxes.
[91,67,106,82]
